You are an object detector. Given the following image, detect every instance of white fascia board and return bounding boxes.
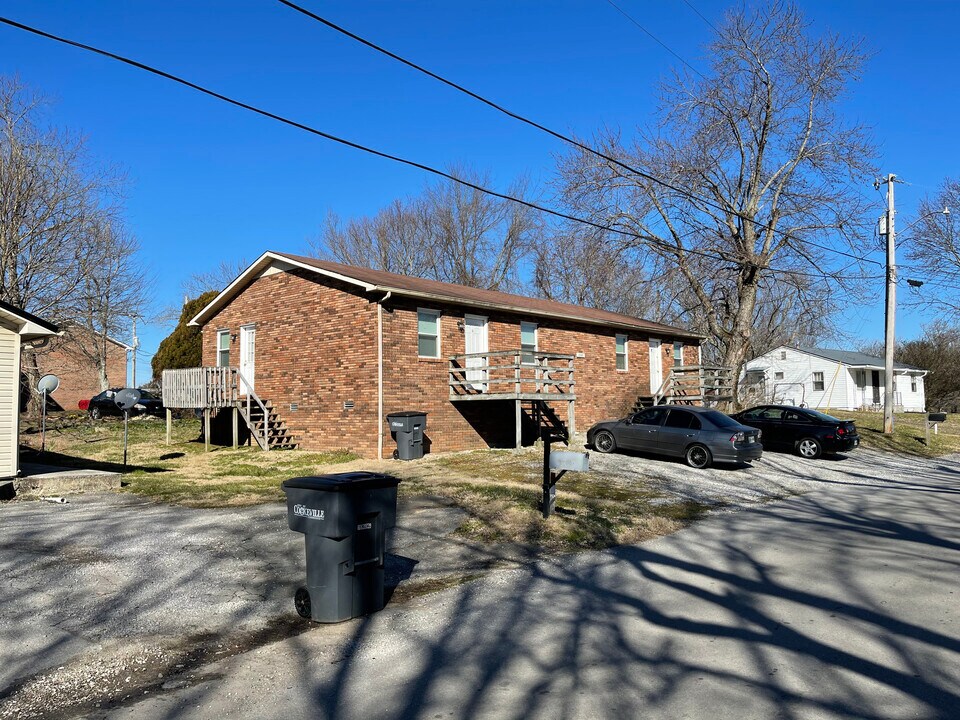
[189,251,377,327]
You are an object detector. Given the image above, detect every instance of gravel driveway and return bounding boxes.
[0,446,939,716]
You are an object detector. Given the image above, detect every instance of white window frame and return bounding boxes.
[780,350,787,360]
[813,371,825,391]
[520,321,538,365]
[673,341,683,363]
[417,308,441,358]
[774,371,785,381]
[615,334,628,371]
[911,376,918,393]
[216,330,231,368]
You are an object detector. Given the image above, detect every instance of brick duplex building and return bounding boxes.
[189,251,704,458]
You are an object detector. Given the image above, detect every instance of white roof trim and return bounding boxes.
[189,251,377,326]
[190,252,701,339]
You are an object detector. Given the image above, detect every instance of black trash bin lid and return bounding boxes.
[386,411,428,418]
[282,472,401,492]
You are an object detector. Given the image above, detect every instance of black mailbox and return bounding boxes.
[928,413,948,423]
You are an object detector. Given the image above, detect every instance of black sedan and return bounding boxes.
[729,405,859,459]
[586,405,763,469]
[87,389,164,420]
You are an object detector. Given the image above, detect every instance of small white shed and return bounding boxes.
[743,346,928,412]
[0,301,59,481]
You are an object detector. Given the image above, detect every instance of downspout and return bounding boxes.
[376,291,392,459]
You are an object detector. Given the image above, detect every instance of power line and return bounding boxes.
[680,0,721,33]
[0,15,882,283]
[274,0,881,269]
[603,0,704,78]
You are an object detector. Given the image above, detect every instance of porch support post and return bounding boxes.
[568,399,576,436]
[165,408,172,445]
[204,408,211,452]
[515,399,522,449]
[232,406,238,449]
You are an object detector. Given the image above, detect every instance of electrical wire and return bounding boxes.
[603,0,705,78]
[680,0,721,33]
[274,0,882,269]
[0,14,883,282]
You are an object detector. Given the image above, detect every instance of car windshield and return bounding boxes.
[804,409,842,423]
[139,390,157,400]
[704,410,741,428]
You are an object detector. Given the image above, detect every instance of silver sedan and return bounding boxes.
[586,405,763,469]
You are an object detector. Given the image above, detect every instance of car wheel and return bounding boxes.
[89,406,102,420]
[797,437,822,459]
[685,444,712,469]
[593,430,616,454]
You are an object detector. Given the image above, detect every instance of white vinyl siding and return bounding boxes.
[0,330,19,478]
[743,346,926,412]
[417,309,440,358]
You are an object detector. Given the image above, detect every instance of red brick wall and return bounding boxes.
[201,268,701,458]
[201,268,381,457]
[29,332,128,411]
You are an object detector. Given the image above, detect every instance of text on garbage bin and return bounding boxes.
[293,504,324,520]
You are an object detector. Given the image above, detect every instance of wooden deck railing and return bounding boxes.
[161,367,269,450]
[653,365,734,405]
[448,350,575,399]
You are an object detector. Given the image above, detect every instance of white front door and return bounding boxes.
[649,339,663,394]
[239,325,256,394]
[464,315,488,390]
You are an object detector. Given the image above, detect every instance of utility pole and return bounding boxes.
[882,174,897,435]
[131,317,139,388]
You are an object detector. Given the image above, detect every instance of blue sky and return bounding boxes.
[1,1,957,383]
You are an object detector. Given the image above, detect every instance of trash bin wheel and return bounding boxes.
[294,587,312,619]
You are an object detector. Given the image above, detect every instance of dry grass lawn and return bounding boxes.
[831,410,960,457]
[19,412,710,552]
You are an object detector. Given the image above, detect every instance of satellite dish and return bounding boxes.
[114,388,142,412]
[37,374,60,394]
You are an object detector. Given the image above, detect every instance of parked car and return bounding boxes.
[586,405,763,469]
[87,388,164,420]
[729,405,859,458]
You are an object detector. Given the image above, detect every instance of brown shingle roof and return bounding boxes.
[273,252,703,340]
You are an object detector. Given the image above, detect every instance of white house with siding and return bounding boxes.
[743,346,928,412]
[0,301,59,483]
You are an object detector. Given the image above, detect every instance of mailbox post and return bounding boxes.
[541,429,589,518]
[925,412,947,446]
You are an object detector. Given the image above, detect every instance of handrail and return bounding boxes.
[448,349,575,397]
[235,369,269,451]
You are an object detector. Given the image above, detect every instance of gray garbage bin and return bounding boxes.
[282,472,401,623]
[387,411,427,460]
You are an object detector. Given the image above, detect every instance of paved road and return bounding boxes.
[93,451,960,720]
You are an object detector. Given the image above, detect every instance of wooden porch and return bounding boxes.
[448,350,576,448]
[637,365,735,409]
[161,367,297,451]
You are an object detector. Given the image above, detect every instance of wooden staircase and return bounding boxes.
[522,399,570,443]
[633,365,734,411]
[239,400,298,450]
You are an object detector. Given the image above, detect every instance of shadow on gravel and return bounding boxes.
[252,454,960,720]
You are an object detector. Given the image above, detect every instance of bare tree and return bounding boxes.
[531,227,666,320]
[0,76,146,406]
[182,257,251,298]
[905,178,959,319]
[555,2,876,388]
[312,166,540,291]
[66,218,149,390]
